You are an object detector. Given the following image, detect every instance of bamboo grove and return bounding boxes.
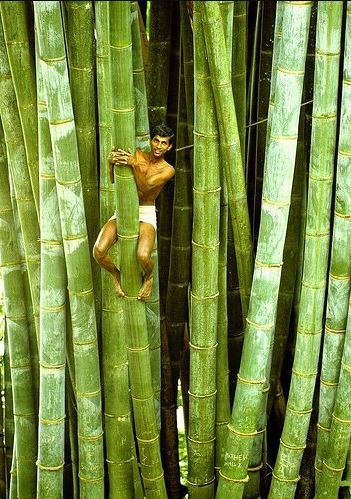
[0,1,351,498]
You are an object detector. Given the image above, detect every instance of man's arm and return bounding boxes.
[111,148,175,192]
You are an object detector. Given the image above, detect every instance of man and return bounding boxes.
[93,125,175,300]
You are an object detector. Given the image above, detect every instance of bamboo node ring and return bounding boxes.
[187,476,216,486]
[187,435,216,445]
[237,373,265,385]
[68,286,93,296]
[317,422,331,432]
[188,389,217,399]
[77,388,101,398]
[320,378,338,387]
[292,368,318,378]
[246,317,274,330]
[322,460,344,473]
[136,434,159,444]
[39,361,65,370]
[191,291,220,300]
[228,424,258,437]
[141,472,165,482]
[218,470,249,483]
[36,461,64,471]
[193,186,221,194]
[262,196,290,207]
[126,344,149,352]
[287,406,312,415]
[40,303,65,312]
[280,438,306,451]
[272,472,300,484]
[329,271,351,280]
[64,233,88,243]
[78,473,104,483]
[325,324,345,334]
[341,361,351,373]
[248,462,264,472]
[255,259,283,268]
[39,415,66,426]
[338,149,351,157]
[111,106,135,113]
[78,432,103,442]
[189,341,218,351]
[332,412,351,425]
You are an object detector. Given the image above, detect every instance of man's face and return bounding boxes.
[150,134,172,158]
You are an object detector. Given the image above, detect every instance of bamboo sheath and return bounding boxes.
[270,2,343,497]
[216,3,312,497]
[34,3,104,497]
[0,2,39,218]
[109,3,167,497]
[315,1,351,488]
[36,45,67,498]
[0,127,37,498]
[187,4,220,497]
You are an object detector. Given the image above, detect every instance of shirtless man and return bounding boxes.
[93,125,175,300]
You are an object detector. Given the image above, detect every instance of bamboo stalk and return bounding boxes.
[109,3,167,497]
[202,0,253,320]
[0,126,37,499]
[34,4,104,496]
[36,45,67,498]
[270,3,343,497]
[232,0,246,160]
[216,3,312,496]
[315,0,351,484]
[0,2,39,218]
[187,4,220,496]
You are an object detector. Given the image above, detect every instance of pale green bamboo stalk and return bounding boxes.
[131,0,150,151]
[270,3,343,497]
[0,132,36,498]
[36,45,67,498]
[109,3,167,497]
[315,0,351,482]
[188,4,220,496]
[0,2,39,218]
[34,3,104,497]
[9,442,16,499]
[3,325,14,484]
[202,0,253,320]
[318,295,351,496]
[64,0,101,325]
[216,3,312,496]
[0,20,40,342]
[232,0,246,160]
[95,3,136,496]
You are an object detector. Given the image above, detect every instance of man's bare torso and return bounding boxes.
[134,149,174,205]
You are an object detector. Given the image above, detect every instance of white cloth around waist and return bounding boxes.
[110,205,157,230]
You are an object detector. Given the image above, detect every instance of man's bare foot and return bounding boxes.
[138,275,153,301]
[112,272,125,298]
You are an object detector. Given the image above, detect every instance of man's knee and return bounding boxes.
[93,242,106,263]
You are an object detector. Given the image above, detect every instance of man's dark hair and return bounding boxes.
[151,124,175,145]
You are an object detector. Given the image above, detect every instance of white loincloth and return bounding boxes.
[109,205,157,230]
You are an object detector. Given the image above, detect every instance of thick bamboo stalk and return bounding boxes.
[0,2,39,217]
[64,0,101,323]
[131,0,150,151]
[0,131,37,498]
[95,3,136,496]
[187,4,220,496]
[0,21,40,342]
[216,3,312,496]
[34,3,104,497]
[232,0,246,160]
[270,3,343,497]
[202,0,253,320]
[36,48,67,498]
[109,3,167,497]
[3,326,14,485]
[315,0,351,483]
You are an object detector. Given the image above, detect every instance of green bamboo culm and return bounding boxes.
[187,4,220,497]
[0,20,40,342]
[64,0,101,320]
[216,3,312,497]
[109,3,167,497]
[34,3,104,497]
[270,3,343,497]
[0,1,39,218]
[0,123,37,498]
[315,3,351,481]
[4,325,14,484]
[232,0,246,160]
[131,0,150,151]
[95,3,136,496]
[36,49,67,498]
[202,0,253,320]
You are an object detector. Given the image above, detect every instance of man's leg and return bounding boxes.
[136,222,156,300]
[93,218,125,297]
